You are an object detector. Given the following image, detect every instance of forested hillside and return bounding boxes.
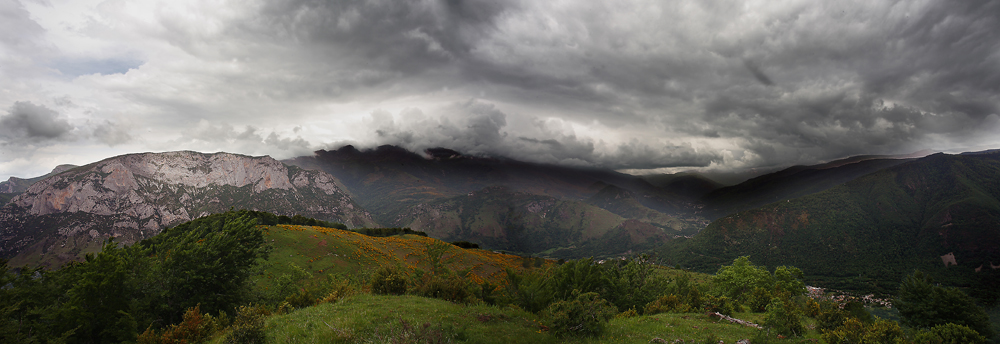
[663,152,1000,299]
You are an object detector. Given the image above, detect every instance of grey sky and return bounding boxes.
[1,0,998,180]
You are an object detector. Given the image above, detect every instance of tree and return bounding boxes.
[712,256,805,312]
[914,323,987,344]
[896,270,994,339]
[764,297,805,337]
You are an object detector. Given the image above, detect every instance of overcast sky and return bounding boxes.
[1,0,999,181]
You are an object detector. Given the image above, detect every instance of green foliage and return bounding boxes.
[763,297,804,337]
[544,291,618,337]
[664,152,1000,298]
[815,300,875,333]
[412,271,474,303]
[499,256,670,315]
[502,268,555,313]
[700,294,738,316]
[711,256,805,312]
[137,305,214,344]
[450,241,480,249]
[353,227,427,237]
[0,210,270,344]
[644,295,691,314]
[913,323,987,344]
[224,305,268,344]
[370,266,408,295]
[238,210,347,229]
[601,256,670,312]
[821,317,905,344]
[896,270,994,338]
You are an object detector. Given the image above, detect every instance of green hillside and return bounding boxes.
[700,157,915,219]
[663,152,1000,297]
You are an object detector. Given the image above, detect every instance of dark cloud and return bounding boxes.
[5,0,1000,178]
[0,101,73,142]
[357,99,723,169]
[743,60,774,86]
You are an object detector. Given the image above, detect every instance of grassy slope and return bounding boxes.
[255,224,534,289]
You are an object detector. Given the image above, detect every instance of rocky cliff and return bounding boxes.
[0,151,376,267]
[0,164,78,194]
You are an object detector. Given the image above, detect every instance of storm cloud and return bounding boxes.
[0,101,73,142]
[2,0,999,179]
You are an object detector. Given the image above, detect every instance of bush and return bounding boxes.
[763,298,804,337]
[913,323,987,344]
[225,305,268,344]
[414,274,473,303]
[370,267,408,295]
[701,294,738,316]
[821,318,904,344]
[316,276,355,305]
[545,291,618,337]
[644,294,691,314]
[450,241,479,249]
[137,305,213,344]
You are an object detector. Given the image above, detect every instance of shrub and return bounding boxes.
[414,274,473,303]
[701,294,738,316]
[545,291,618,337]
[450,241,479,249]
[370,266,408,295]
[913,323,987,344]
[763,298,804,337]
[821,318,904,344]
[283,287,315,309]
[316,276,355,305]
[644,294,691,314]
[804,298,821,318]
[225,305,268,344]
[137,305,212,344]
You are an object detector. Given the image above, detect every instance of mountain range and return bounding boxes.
[2,145,997,297]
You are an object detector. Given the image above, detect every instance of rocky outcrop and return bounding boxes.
[0,151,377,267]
[0,164,77,193]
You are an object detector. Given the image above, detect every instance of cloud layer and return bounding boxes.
[2,0,999,179]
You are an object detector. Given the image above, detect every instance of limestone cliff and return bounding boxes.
[0,151,376,267]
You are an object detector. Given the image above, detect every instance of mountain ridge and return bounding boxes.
[0,151,376,268]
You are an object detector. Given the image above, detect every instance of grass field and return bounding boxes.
[205,292,822,344]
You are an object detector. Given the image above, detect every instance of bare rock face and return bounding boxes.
[0,151,377,268]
